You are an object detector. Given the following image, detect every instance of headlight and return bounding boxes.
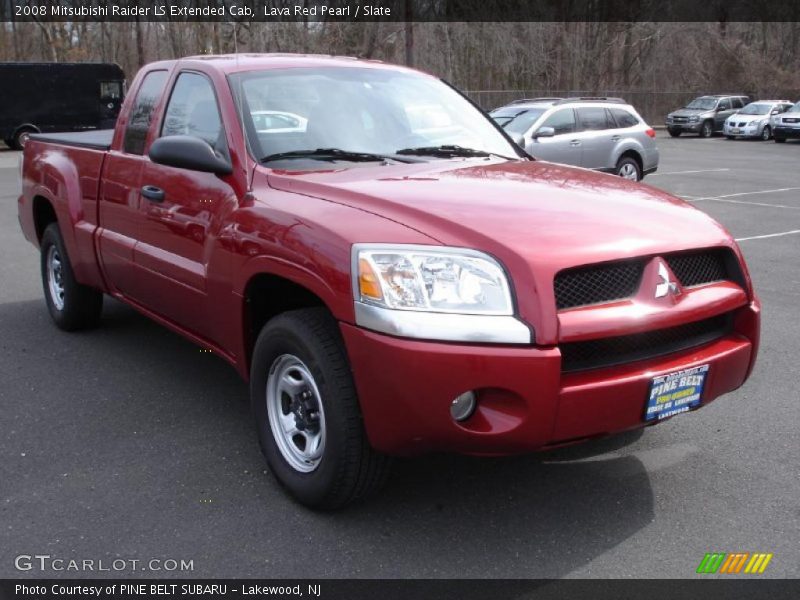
[689,116,700,122]
[351,244,531,344]
[354,245,513,314]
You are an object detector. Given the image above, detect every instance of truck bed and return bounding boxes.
[29,129,113,150]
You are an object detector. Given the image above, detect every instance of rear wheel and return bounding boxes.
[667,128,681,138]
[40,223,103,331]
[761,126,772,141]
[250,307,390,509]
[699,121,714,138]
[616,156,641,182]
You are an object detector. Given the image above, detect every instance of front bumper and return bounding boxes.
[724,122,765,138]
[666,121,702,132]
[774,125,800,139]
[341,302,759,456]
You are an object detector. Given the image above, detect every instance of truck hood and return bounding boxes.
[265,159,732,268]
[669,108,712,118]
[263,159,735,341]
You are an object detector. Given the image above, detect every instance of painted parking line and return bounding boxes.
[649,168,731,176]
[689,187,800,210]
[736,229,800,242]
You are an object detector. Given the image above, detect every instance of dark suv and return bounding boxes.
[665,95,750,138]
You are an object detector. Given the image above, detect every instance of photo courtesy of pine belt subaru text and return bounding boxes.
[17,54,760,509]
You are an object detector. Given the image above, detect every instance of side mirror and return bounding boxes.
[534,126,556,138]
[149,135,232,175]
[771,109,780,115]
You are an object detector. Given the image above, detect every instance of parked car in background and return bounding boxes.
[772,102,800,143]
[0,62,125,149]
[665,95,749,138]
[724,100,793,140]
[490,97,658,181]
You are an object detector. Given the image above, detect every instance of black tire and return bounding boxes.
[616,156,642,182]
[12,127,35,150]
[40,223,103,331]
[667,128,681,137]
[4,138,14,148]
[250,307,390,509]
[761,126,772,141]
[774,137,786,143]
[699,120,714,138]
[726,135,735,140]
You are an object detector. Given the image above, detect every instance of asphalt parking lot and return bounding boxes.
[1,133,798,579]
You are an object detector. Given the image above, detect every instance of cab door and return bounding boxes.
[129,71,239,343]
[98,69,169,297]
[527,108,581,166]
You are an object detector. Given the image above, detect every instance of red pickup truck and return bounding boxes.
[18,55,760,509]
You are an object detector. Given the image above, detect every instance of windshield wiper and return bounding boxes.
[395,144,515,160]
[261,148,410,164]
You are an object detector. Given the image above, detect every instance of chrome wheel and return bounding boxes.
[618,162,639,181]
[46,245,65,311]
[266,354,326,473]
[17,131,30,148]
[761,126,771,141]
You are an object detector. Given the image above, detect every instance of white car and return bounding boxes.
[724,100,793,140]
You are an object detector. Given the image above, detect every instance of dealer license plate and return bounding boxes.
[644,364,709,422]
[731,128,741,134]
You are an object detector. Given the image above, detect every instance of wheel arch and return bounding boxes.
[238,268,345,379]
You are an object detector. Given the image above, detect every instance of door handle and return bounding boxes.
[570,140,581,146]
[610,136,621,142]
[141,185,165,202]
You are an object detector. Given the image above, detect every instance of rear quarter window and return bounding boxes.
[123,70,169,155]
[609,108,640,128]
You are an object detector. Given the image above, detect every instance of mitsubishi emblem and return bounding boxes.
[655,261,680,298]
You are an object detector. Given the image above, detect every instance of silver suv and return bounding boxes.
[773,102,800,143]
[490,97,659,181]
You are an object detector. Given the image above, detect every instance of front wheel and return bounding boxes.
[40,223,103,330]
[761,126,772,141]
[616,156,641,181]
[699,121,714,138]
[774,137,786,143]
[12,127,35,150]
[667,128,681,138]
[250,307,390,509]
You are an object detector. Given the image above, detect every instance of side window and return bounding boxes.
[609,108,640,128]
[123,70,168,155]
[539,109,575,135]
[576,107,609,131]
[718,99,731,110]
[731,98,744,109]
[161,72,225,151]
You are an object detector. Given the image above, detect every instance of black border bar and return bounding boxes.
[2,579,800,600]
[3,0,800,23]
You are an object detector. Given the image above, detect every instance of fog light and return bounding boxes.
[450,391,477,422]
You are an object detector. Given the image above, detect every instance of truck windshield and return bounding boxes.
[229,67,519,166]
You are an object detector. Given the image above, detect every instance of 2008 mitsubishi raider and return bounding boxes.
[18,55,760,508]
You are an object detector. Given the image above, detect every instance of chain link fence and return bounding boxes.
[464,90,730,126]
